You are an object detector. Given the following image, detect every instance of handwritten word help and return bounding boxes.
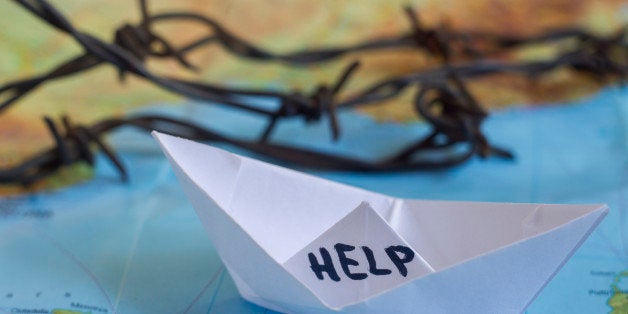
[307,243,415,281]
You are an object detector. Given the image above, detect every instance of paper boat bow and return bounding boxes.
[153,132,607,314]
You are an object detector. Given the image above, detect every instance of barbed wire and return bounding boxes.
[1,0,626,186]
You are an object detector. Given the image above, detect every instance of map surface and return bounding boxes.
[0,87,627,313]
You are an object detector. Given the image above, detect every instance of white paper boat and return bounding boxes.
[153,131,608,314]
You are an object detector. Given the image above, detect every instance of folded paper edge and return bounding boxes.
[394,199,609,273]
[152,132,610,312]
[152,131,331,310]
[521,204,609,310]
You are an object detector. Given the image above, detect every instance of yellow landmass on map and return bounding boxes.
[609,271,628,314]
[0,0,625,194]
[51,309,88,314]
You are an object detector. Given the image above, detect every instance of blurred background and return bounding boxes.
[0,0,626,193]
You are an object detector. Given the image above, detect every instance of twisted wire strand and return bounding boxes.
[1,0,626,185]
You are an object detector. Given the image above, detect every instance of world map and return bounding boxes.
[1,87,627,313]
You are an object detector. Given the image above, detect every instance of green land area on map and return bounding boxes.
[609,271,628,314]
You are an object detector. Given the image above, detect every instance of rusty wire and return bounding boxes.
[1,0,626,185]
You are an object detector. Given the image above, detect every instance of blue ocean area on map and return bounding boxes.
[0,86,626,313]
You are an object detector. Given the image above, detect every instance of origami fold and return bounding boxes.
[153,132,608,313]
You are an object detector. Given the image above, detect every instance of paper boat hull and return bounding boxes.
[153,132,608,313]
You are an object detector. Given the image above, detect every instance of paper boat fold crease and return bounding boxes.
[153,132,608,314]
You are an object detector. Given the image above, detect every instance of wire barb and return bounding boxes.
[0,0,626,186]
